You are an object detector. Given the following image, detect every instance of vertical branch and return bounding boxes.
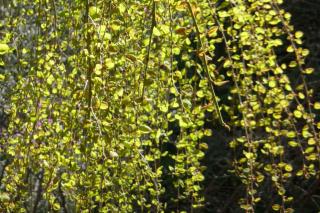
[141,0,156,100]
[32,169,44,213]
[85,0,93,120]
[185,0,230,131]
[58,180,68,213]
[82,0,93,156]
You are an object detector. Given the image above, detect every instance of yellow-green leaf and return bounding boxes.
[293,110,302,118]
[284,164,293,172]
[0,43,10,55]
[99,102,108,110]
[0,74,5,81]
[314,102,320,110]
[207,26,218,37]
[288,141,298,147]
[153,27,161,37]
[295,31,303,39]
[272,204,280,211]
[105,58,115,69]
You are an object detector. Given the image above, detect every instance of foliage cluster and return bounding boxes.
[0,0,320,212]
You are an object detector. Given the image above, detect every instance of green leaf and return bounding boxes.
[288,141,298,147]
[284,164,293,172]
[293,110,302,118]
[99,102,108,110]
[314,102,320,110]
[0,193,10,201]
[89,6,101,19]
[308,138,316,145]
[295,31,303,38]
[268,80,276,88]
[196,90,204,98]
[286,45,294,53]
[207,26,218,37]
[47,74,55,85]
[153,27,161,37]
[139,125,152,133]
[272,204,280,211]
[105,58,115,69]
[0,74,5,81]
[0,43,10,55]
[118,3,126,14]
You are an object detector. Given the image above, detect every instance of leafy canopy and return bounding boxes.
[0,0,319,212]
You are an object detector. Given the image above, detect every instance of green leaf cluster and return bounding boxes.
[0,0,319,212]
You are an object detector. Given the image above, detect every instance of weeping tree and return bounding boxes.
[0,0,319,212]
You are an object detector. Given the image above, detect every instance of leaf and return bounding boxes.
[116,88,124,97]
[145,155,154,161]
[303,68,314,74]
[182,99,192,109]
[47,74,55,85]
[109,150,119,158]
[99,102,108,110]
[159,103,169,112]
[214,80,229,86]
[293,110,302,118]
[218,11,230,18]
[196,90,204,98]
[159,24,170,34]
[314,102,320,110]
[0,74,5,81]
[223,60,231,68]
[118,3,126,14]
[89,6,101,19]
[176,2,187,11]
[139,125,152,133]
[125,54,137,62]
[240,204,252,210]
[0,193,10,201]
[173,47,180,55]
[272,204,280,211]
[179,117,189,129]
[199,143,208,150]
[244,152,254,160]
[53,203,61,211]
[207,26,218,37]
[111,24,120,31]
[94,64,102,75]
[298,92,305,99]
[286,45,294,53]
[153,27,161,37]
[284,164,293,172]
[295,31,303,38]
[155,129,161,143]
[204,129,212,136]
[105,58,115,69]
[175,27,187,35]
[302,129,312,138]
[268,80,276,88]
[288,141,298,147]
[287,131,296,138]
[0,43,10,55]
[308,138,316,145]
[305,146,314,154]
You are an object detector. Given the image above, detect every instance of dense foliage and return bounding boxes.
[0,0,319,212]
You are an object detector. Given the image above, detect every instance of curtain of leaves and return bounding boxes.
[0,0,319,212]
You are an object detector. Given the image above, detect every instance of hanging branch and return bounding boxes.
[185,0,230,131]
